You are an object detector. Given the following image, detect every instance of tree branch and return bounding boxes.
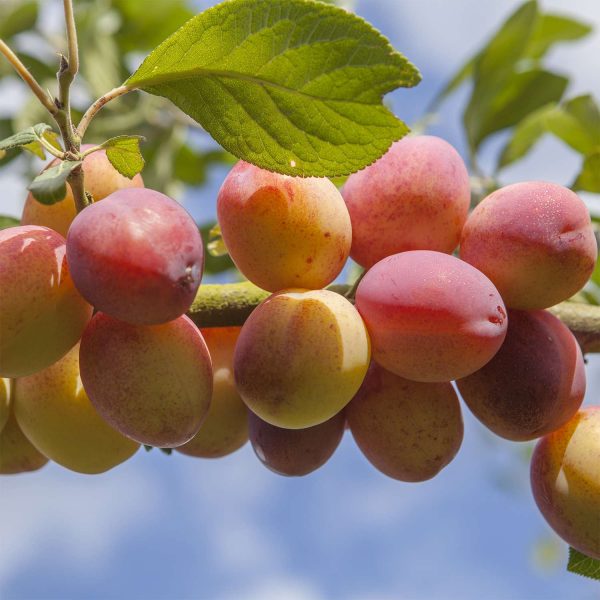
[0,39,58,116]
[188,283,600,354]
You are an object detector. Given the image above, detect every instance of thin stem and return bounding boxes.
[0,39,57,115]
[38,136,66,160]
[77,85,133,137]
[63,0,79,77]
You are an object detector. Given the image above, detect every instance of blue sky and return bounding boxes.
[1,1,600,599]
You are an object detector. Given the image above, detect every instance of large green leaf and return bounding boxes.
[126,0,420,177]
[548,95,600,155]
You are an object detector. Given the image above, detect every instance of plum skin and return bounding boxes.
[248,410,345,477]
[0,225,92,378]
[460,181,597,309]
[355,250,507,382]
[530,407,600,560]
[457,309,585,441]
[217,161,351,292]
[14,344,140,474]
[234,289,370,429]
[342,135,471,269]
[176,327,248,459]
[67,188,203,325]
[21,145,144,237]
[347,362,463,482]
[79,313,213,448]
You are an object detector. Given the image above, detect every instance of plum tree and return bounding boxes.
[347,362,463,481]
[457,310,585,441]
[217,161,352,292]
[460,182,597,309]
[248,410,345,476]
[79,313,213,448]
[21,146,144,237]
[176,327,248,459]
[0,406,49,475]
[0,378,10,433]
[0,226,92,378]
[342,135,471,268]
[67,188,204,325]
[14,344,140,474]
[355,251,507,382]
[234,289,370,429]
[530,407,600,560]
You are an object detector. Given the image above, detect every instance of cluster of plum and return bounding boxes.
[0,136,598,561]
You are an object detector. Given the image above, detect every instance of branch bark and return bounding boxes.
[188,283,600,354]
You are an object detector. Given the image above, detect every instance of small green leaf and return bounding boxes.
[526,14,592,60]
[0,1,38,39]
[0,123,52,153]
[126,0,420,177]
[198,223,237,275]
[28,160,82,205]
[22,131,62,160]
[207,224,229,258]
[99,135,145,179]
[0,215,20,230]
[567,547,600,580]
[573,152,600,193]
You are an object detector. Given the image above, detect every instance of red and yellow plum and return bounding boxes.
[67,188,203,325]
[460,181,597,309]
[0,226,92,378]
[347,362,463,481]
[531,407,600,559]
[22,146,144,237]
[79,313,213,448]
[355,251,507,382]
[234,289,370,429]
[177,327,248,459]
[342,136,471,268]
[248,410,345,476]
[14,344,140,474]
[217,161,351,291]
[457,310,585,441]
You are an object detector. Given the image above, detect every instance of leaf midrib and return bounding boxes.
[129,66,400,107]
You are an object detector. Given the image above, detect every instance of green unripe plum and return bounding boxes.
[21,146,144,237]
[248,410,345,476]
[342,135,471,268]
[14,344,140,474]
[234,289,370,429]
[0,226,92,378]
[79,313,213,448]
[0,408,49,475]
[177,327,248,459]
[460,181,597,309]
[457,310,585,441]
[531,407,600,559]
[217,161,351,292]
[347,362,463,481]
[0,379,10,433]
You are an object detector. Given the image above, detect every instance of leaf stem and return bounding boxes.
[38,136,66,160]
[0,39,58,116]
[77,85,133,137]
